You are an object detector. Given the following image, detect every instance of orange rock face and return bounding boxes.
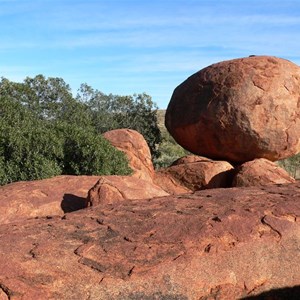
[103,129,155,181]
[232,158,296,187]
[165,56,300,163]
[156,155,234,192]
[87,176,169,206]
[0,175,100,225]
[1,183,300,298]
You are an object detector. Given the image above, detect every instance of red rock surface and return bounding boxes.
[87,175,168,206]
[165,56,300,163]
[0,183,300,299]
[103,129,155,182]
[232,158,296,187]
[171,154,212,166]
[0,175,100,225]
[157,157,234,192]
[154,170,192,195]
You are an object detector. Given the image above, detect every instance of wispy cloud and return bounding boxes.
[1,0,300,107]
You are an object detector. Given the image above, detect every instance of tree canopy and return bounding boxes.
[0,75,163,185]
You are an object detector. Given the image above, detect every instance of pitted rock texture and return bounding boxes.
[156,156,234,192]
[165,56,300,163]
[103,129,155,182]
[154,170,192,195]
[0,175,100,225]
[1,183,300,299]
[87,176,169,207]
[171,155,212,166]
[232,158,296,187]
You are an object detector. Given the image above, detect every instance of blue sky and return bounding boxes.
[1,0,300,108]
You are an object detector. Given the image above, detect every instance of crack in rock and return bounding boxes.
[246,280,268,295]
[261,215,282,241]
[127,266,135,277]
[74,241,107,274]
[78,257,106,273]
[0,282,13,300]
[29,243,39,259]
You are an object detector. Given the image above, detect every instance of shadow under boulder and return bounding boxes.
[61,194,88,213]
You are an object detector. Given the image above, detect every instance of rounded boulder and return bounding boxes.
[103,129,155,182]
[165,56,300,163]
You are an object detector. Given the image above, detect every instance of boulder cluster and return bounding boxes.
[1,56,298,222]
[1,56,300,299]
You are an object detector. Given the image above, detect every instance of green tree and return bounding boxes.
[77,84,162,159]
[60,123,131,176]
[0,95,63,185]
[0,76,132,185]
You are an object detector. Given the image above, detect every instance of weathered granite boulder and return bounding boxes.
[232,158,296,187]
[165,56,300,163]
[156,155,234,192]
[0,175,100,225]
[0,183,300,299]
[171,154,212,166]
[103,129,155,182]
[87,176,168,207]
[154,170,192,195]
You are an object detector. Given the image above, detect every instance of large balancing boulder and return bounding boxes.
[165,56,300,163]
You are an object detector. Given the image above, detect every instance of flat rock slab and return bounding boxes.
[0,175,100,225]
[1,183,300,299]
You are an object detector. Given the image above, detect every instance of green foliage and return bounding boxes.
[154,110,189,169]
[77,84,162,159]
[59,123,132,176]
[0,76,132,185]
[277,154,300,179]
[154,129,189,169]
[0,96,63,185]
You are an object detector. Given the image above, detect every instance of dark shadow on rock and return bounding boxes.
[241,285,300,300]
[204,169,236,189]
[61,194,88,213]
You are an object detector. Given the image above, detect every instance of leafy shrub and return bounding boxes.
[0,78,132,185]
[277,154,300,179]
[0,96,63,185]
[60,123,132,176]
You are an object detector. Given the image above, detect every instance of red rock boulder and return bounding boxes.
[154,170,192,195]
[165,56,300,163]
[0,175,100,225]
[87,176,168,206]
[232,158,296,187]
[156,155,234,192]
[171,154,211,166]
[103,129,155,182]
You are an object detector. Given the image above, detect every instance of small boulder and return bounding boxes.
[0,176,100,225]
[103,129,155,182]
[232,158,296,187]
[87,176,169,206]
[165,56,300,163]
[154,170,192,195]
[156,155,234,192]
[171,154,213,166]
